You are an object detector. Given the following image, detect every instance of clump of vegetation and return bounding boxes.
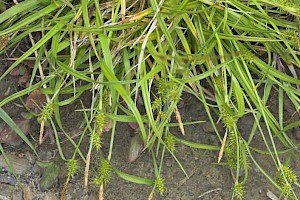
[1,0,300,199]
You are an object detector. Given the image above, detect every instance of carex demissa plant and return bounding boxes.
[213,74,250,199]
[2,0,300,198]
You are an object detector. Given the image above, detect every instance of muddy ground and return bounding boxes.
[1,59,300,200]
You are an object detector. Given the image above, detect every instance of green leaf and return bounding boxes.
[173,136,219,151]
[113,166,155,186]
[40,162,61,190]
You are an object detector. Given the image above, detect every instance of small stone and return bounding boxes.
[0,118,30,146]
[25,151,36,165]
[38,149,53,162]
[0,153,30,175]
[44,192,59,200]
[12,187,22,200]
[0,183,14,199]
[0,174,16,185]
[202,122,223,133]
[88,193,98,200]
[30,164,41,174]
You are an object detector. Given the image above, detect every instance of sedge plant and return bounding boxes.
[0,0,300,199]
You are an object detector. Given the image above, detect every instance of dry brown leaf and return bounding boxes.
[175,106,185,136]
[218,131,227,163]
[84,150,91,187]
[99,184,104,200]
[26,90,47,114]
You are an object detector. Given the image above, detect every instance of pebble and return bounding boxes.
[0,183,14,199]
[0,118,30,146]
[25,151,36,165]
[0,174,16,185]
[44,192,59,200]
[12,187,22,200]
[0,153,30,175]
[202,122,223,133]
[38,149,53,162]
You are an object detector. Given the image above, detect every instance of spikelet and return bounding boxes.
[102,88,111,111]
[66,159,78,177]
[239,49,254,64]
[224,130,238,169]
[95,111,106,134]
[282,165,298,184]
[213,75,224,94]
[233,183,244,200]
[276,165,298,185]
[40,103,54,120]
[92,159,112,186]
[164,133,176,153]
[155,78,180,104]
[284,30,300,50]
[0,34,10,51]
[158,111,167,120]
[276,165,297,197]
[152,97,162,111]
[39,103,53,144]
[91,132,102,151]
[155,176,165,195]
[219,105,236,132]
[281,183,293,198]
[240,142,250,170]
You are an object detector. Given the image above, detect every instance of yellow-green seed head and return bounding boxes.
[225,146,237,170]
[155,78,180,104]
[165,133,176,153]
[102,89,110,111]
[224,131,238,170]
[41,104,53,120]
[220,106,235,131]
[152,97,162,110]
[95,111,106,134]
[282,166,298,184]
[281,183,293,198]
[238,49,254,64]
[234,183,244,199]
[92,176,102,186]
[92,132,102,151]
[99,159,112,185]
[284,30,300,50]
[66,159,78,177]
[155,177,165,195]
[0,34,10,51]
[158,111,167,120]
[213,75,224,93]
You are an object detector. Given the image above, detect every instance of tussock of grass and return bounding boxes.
[1,0,300,199]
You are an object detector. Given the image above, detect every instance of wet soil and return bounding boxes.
[1,57,300,200]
